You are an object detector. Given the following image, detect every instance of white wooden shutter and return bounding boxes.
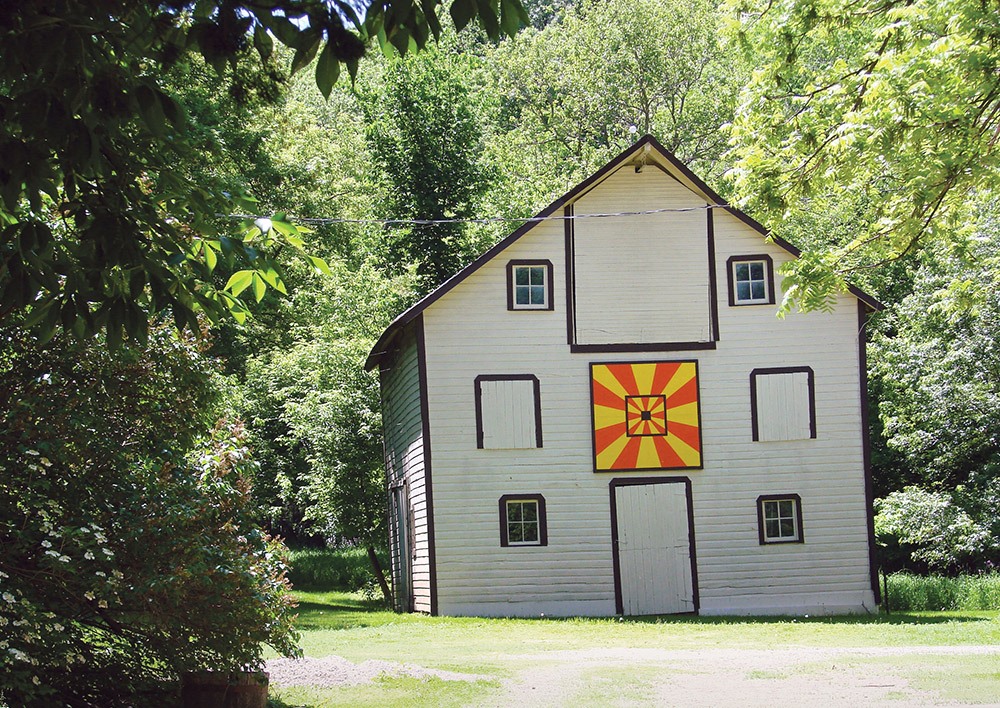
[754,371,813,441]
[478,378,539,449]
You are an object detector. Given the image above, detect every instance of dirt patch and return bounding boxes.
[266,656,487,688]
[494,646,1000,707]
[267,646,1000,704]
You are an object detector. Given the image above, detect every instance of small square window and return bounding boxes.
[499,494,547,547]
[507,260,553,311]
[757,494,804,544]
[727,255,775,306]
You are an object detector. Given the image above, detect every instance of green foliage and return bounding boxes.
[287,547,389,592]
[727,0,1000,307]
[494,0,745,188]
[239,260,417,546]
[365,49,494,291]
[866,230,1000,571]
[875,487,994,572]
[0,327,299,705]
[886,573,1000,612]
[0,0,526,344]
[872,239,1000,490]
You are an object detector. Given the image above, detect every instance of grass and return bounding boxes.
[885,571,1000,611]
[286,547,388,592]
[266,589,1000,706]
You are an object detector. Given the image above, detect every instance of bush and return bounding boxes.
[0,329,300,706]
[885,572,1000,611]
[286,546,387,592]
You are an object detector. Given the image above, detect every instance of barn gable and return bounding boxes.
[365,135,879,372]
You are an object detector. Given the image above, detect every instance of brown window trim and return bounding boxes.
[507,259,554,311]
[474,374,543,449]
[757,493,805,544]
[499,494,548,547]
[727,254,775,306]
[749,366,817,441]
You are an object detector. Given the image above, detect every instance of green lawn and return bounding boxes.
[267,591,1000,707]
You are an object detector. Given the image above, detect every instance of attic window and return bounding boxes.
[727,255,775,306]
[757,494,804,544]
[507,260,553,310]
[499,494,547,547]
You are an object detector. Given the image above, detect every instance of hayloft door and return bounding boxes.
[612,479,697,615]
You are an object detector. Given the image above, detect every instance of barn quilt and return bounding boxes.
[591,361,702,471]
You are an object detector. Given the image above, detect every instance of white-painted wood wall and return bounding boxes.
[380,328,432,613]
[383,153,877,617]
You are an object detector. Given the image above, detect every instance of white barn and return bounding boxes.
[365,136,882,617]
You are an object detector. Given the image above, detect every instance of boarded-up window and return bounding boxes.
[475,375,542,449]
[750,367,816,441]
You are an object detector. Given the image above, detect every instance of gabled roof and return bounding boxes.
[365,135,883,370]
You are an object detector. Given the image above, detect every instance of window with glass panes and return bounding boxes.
[513,265,547,308]
[499,494,547,547]
[733,260,768,304]
[757,495,803,544]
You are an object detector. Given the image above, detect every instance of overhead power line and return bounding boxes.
[226,203,729,228]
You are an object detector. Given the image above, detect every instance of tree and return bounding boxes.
[869,231,1000,570]
[493,0,745,190]
[365,49,494,291]
[0,0,527,344]
[0,326,299,704]
[727,0,1000,309]
[239,261,418,601]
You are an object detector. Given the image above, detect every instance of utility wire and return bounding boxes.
[227,203,729,228]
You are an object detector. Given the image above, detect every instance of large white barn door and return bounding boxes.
[613,479,696,615]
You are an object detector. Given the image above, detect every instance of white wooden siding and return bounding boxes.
[478,378,538,449]
[755,371,812,441]
[410,159,876,617]
[380,329,432,613]
[572,167,711,345]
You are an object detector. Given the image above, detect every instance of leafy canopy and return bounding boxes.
[0,0,527,345]
[726,0,1000,309]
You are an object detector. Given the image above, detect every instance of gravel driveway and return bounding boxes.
[267,644,1000,706]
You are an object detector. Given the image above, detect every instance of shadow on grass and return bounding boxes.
[613,612,993,626]
[293,589,993,630]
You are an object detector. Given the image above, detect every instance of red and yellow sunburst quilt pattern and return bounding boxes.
[591,361,702,471]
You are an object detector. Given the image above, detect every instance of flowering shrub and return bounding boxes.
[0,329,299,705]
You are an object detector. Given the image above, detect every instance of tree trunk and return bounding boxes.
[367,545,392,605]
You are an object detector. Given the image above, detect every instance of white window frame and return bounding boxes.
[728,255,774,306]
[757,494,804,544]
[499,494,547,547]
[507,260,553,311]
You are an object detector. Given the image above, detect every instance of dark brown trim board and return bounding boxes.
[564,204,576,345]
[414,315,438,616]
[498,494,548,547]
[506,259,555,311]
[726,254,776,307]
[474,374,543,449]
[707,208,720,341]
[608,476,699,615]
[858,302,882,604]
[572,341,717,354]
[749,366,817,441]
[756,493,805,545]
